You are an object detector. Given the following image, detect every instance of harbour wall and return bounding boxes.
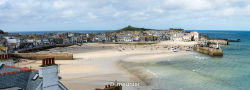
[17,44,73,53]
[12,53,73,60]
[193,46,223,56]
[209,40,228,45]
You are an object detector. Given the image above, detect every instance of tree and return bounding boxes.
[0,29,4,34]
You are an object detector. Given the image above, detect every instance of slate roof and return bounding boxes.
[0,64,41,90]
[0,65,22,73]
[0,64,68,90]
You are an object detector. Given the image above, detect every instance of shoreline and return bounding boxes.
[117,51,194,88]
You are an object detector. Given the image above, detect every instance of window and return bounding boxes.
[32,74,39,80]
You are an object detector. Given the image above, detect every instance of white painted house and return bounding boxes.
[3,36,21,50]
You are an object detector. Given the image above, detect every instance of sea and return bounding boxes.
[143,30,250,90]
[9,30,110,35]
[11,30,250,90]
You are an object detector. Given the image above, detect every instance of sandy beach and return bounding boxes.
[16,41,197,90]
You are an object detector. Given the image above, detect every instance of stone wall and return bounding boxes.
[12,53,73,60]
[209,40,228,45]
[193,46,223,56]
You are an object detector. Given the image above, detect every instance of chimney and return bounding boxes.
[49,58,52,65]
[47,58,51,65]
[39,58,59,90]
[42,59,46,66]
[52,58,56,65]
[1,55,4,60]
[7,54,11,59]
[4,54,8,59]
[3,54,5,59]
[41,58,57,66]
[45,59,49,65]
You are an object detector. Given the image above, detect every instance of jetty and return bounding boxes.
[228,39,241,42]
[209,38,241,45]
[193,46,223,56]
[208,40,228,45]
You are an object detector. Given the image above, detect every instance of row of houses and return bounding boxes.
[0,32,90,53]
[0,28,200,53]
[93,31,168,42]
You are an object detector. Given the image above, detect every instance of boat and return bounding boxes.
[186,48,191,51]
[171,48,178,52]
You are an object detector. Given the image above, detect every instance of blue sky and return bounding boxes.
[1,0,250,32]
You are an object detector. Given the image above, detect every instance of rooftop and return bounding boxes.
[0,64,40,90]
[0,64,37,74]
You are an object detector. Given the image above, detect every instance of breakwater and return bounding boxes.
[12,53,73,60]
[208,40,228,45]
[17,44,72,53]
[193,46,223,56]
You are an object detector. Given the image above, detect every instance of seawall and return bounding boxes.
[17,44,73,53]
[193,46,223,56]
[12,53,73,60]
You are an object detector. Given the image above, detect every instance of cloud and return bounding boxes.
[0,0,7,6]
[53,0,72,9]
[87,12,98,19]
[1,0,250,31]
[62,10,76,18]
[215,8,237,16]
[163,0,214,11]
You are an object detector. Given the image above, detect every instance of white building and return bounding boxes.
[190,32,200,41]
[173,37,183,41]
[3,36,21,50]
[116,34,133,42]
[183,33,192,41]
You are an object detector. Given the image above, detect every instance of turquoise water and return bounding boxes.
[145,31,250,90]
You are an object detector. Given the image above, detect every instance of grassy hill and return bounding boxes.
[117,25,150,32]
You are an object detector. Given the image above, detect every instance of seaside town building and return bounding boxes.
[190,32,199,41]
[0,38,8,53]
[3,36,21,52]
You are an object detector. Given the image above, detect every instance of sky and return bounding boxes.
[1,0,250,32]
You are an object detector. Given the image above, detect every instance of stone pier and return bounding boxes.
[193,46,223,56]
[209,40,228,45]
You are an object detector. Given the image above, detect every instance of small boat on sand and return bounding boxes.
[171,48,178,52]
